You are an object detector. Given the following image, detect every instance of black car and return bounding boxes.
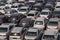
[50,9,60,18]
[0,15,9,24]
[10,13,26,23]
[19,18,34,28]
[44,3,54,11]
[33,3,43,11]
[25,2,35,10]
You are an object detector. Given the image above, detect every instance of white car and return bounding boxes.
[24,28,42,40]
[9,27,23,40]
[47,18,59,31]
[40,9,51,19]
[27,10,39,20]
[42,29,58,40]
[18,6,29,16]
[34,17,45,30]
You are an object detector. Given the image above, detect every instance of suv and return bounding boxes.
[42,29,58,40]
[9,27,23,40]
[18,6,29,16]
[0,25,13,40]
[27,10,39,20]
[40,9,51,19]
[34,17,46,30]
[24,28,43,40]
[46,18,59,31]
[19,18,33,28]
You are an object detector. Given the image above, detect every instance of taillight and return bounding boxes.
[47,16,49,18]
[34,38,37,40]
[46,26,49,29]
[56,27,58,29]
[16,20,19,22]
[16,0,18,2]
[58,16,60,18]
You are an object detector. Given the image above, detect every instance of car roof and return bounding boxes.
[49,18,59,22]
[34,3,42,6]
[20,6,29,9]
[28,28,38,32]
[21,18,31,22]
[28,10,37,14]
[41,9,50,12]
[11,27,23,33]
[36,17,44,21]
[0,25,10,28]
[44,30,57,35]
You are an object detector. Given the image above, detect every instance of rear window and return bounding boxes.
[11,6,17,8]
[35,21,43,25]
[43,35,54,39]
[48,21,58,26]
[27,14,34,16]
[41,12,49,15]
[10,33,20,36]
[26,32,37,36]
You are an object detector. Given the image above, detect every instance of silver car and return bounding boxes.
[9,27,23,40]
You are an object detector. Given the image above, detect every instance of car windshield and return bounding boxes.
[10,33,20,36]
[41,12,49,15]
[48,21,58,26]
[26,32,37,36]
[43,35,54,40]
[19,9,26,11]
[0,28,7,32]
[27,14,34,16]
[10,10,17,13]
[35,21,43,25]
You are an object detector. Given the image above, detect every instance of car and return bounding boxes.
[25,2,35,10]
[34,17,46,30]
[18,6,29,16]
[5,3,12,8]
[19,18,33,28]
[10,13,26,23]
[5,9,18,17]
[55,2,60,9]
[50,9,60,18]
[41,29,58,40]
[24,28,43,40]
[27,10,39,20]
[46,18,59,31]
[44,3,54,11]
[0,15,9,24]
[40,9,51,19]
[9,27,23,40]
[33,3,43,11]
[0,25,13,40]
[0,10,5,14]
